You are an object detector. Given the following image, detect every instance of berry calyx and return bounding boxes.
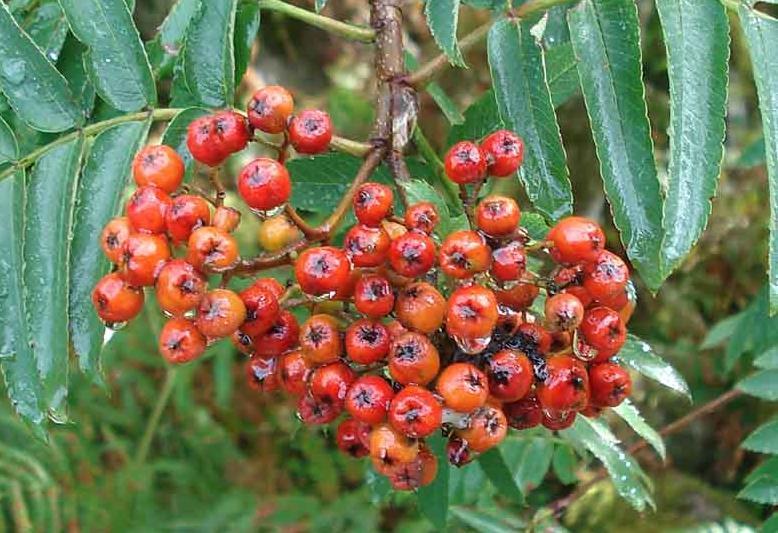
[388,385,442,438]
[475,195,521,236]
[158,318,206,364]
[436,362,489,412]
[295,246,352,297]
[247,85,294,134]
[288,109,333,154]
[345,318,390,364]
[481,129,524,177]
[132,144,184,193]
[299,313,342,365]
[444,141,487,184]
[353,183,394,227]
[345,375,394,424]
[237,158,292,212]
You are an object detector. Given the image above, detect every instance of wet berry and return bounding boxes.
[278,350,311,395]
[122,233,171,287]
[158,318,206,364]
[436,362,489,412]
[580,306,627,361]
[536,355,590,414]
[345,375,394,424]
[299,314,342,365]
[155,259,207,316]
[548,216,605,264]
[133,144,184,193]
[354,274,395,318]
[247,85,294,134]
[353,183,393,227]
[458,406,507,453]
[504,394,543,430]
[195,289,247,338]
[186,226,239,272]
[310,361,356,405]
[92,272,144,323]
[388,385,442,438]
[486,349,533,402]
[288,109,332,154]
[246,355,279,393]
[439,230,491,279]
[444,141,487,184]
[344,224,390,267]
[388,332,440,386]
[254,310,300,357]
[336,418,371,458]
[127,186,171,235]
[475,195,521,236]
[100,217,132,264]
[491,241,527,282]
[295,246,352,297]
[237,158,292,212]
[446,285,499,341]
[404,202,439,234]
[481,129,524,177]
[166,194,211,244]
[239,281,281,337]
[589,362,631,407]
[395,282,446,334]
[388,231,436,278]
[345,319,390,364]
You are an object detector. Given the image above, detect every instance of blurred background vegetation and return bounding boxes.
[1,0,776,531]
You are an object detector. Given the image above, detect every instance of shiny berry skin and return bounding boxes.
[504,394,543,430]
[100,217,132,264]
[345,319,390,364]
[353,183,394,227]
[444,141,487,184]
[155,259,207,316]
[369,424,418,475]
[388,332,440,386]
[495,282,539,311]
[404,202,439,234]
[257,214,301,251]
[516,322,552,354]
[186,226,239,272]
[299,314,341,365]
[195,289,246,339]
[92,272,144,323]
[288,109,333,154]
[186,116,226,167]
[213,110,250,154]
[239,281,281,337]
[547,216,605,264]
[491,242,527,282]
[254,310,300,357]
[278,350,311,395]
[436,362,488,412]
[583,250,629,302]
[458,406,508,453]
[122,233,171,287]
[166,194,211,244]
[439,230,491,279]
[295,246,351,297]
[580,306,626,361]
[232,329,255,355]
[486,349,533,402]
[247,85,294,134]
[389,385,442,438]
[589,363,632,407]
[395,282,446,334]
[544,293,585,332]
[133,145,184,193]
[127,186,171,234]
[237,158,292,212]
[344,224,390,267]
[336,418,371,458]
[389,446,438,490]
[297,393,341,425]
[388,231,436,278]
[345,375,394,424]
[475,195,521,236]
[446,285,499,340]
[481,129,524,177]
[253,278,285,300]
[354,274,395,318]
[310,361,356,405]
[246,355,279,393]
[447,437,473,467]
[536,355,590,414]
[212,206,241,233]
[542,409,577,431]
[158,318,206,364]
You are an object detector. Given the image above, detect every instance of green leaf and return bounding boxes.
[488,18,573,221]
[22,1,68,62]
[424,0,466,68]
[612,399,666,460]
[520,212,550,241]
[755,346,778,369]
[743,418,778,454]
[399,178,466,239]
[560,416,654,511]
[234,0,260,86]
[182,0,239,107]
[738,475,778,505]
[406,52,464,125]
[0,115,17,164]
[145,0,200,79]
[24,136,84,421]
[504,437,553,493]
[212,340,234,410]
[477,447,524,503]
[656,0,729,279]
[450,506,525,533]
[545,42,580,108]
[701,312,745,350]
[447,90,503,146]
[69,120,150,381]
[161,107,210,182]
[746,456,778,484]
[763,513,778,532]
[551,443,578,485]
[417,434,449,529]
[735,136,766,169]
[738,369,778,401]
[56,34,96,115]
[725,286,778,370]
[58,0,157,112]
[0,2,82,132]
[738,6,778,315]
[315,0,327,12]
[616,335,691,400]
[567,0,664,290]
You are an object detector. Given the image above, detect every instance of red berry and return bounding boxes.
[246,355,279,393]
[354,274,395,318]
[158,318,206,364]
[186,226,239,272]
[589,362,632,407]
[133,144,184,193]
[344,224,390,267]
[166,194,211,244]
[295,246,352,297]
[288,109,332,154]
[253,278,285,300]
[542,409,577,431]
[446,437,473,467]
[515,322,552,354]
[92,272,144,323]
[336,418,371,458]
[436,362,489,412]
[480,129,524,177]
[187,116,227,166]
[345,319,390,364]
[232,330,255,355]
[439,230,491,279]
[155,259,207,317]
[353,183,394,227]
[237,158,292,212]
[495,282,539,311]
[486,349,533,402]
[388,231,436,278]
[491,241,527,282]
[544,293,585,332]
[475,195,521,236]
[239,281,281,338]
[212,206,241,233]
[388,385,442,438]
[389,445,438,490]
[310,361,356,405]
[536,355,590,414]
[247,85,295,134]
[457,405,507,452]
[196,289,247,338]
[297,393,341,425]
[127,186,171,234]
[299,314,341,365]
[345,375,394,424]
[404,202,439,234]
[278,350,311,395]
[100,217,132,264]
[580,306,627,361]
[444,141,487,184]
[547,216,605,264]
[212,110,250,154]
[395,281,446,334]
[445,285,499,341]
[388,332,440,386]
[254,310,300,357]
[504,393,543,430]
[122,233,171,287]
[583,250,629,302]
[369,424,418,475]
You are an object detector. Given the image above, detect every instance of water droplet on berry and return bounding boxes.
[250,205,285,219]
[104,320,127,331]
[452,334,491,355]
[310,291,337,302]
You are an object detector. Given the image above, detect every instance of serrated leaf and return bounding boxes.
[161,107,209,183]
[738,475,778,505]
[521,212,550,241]
[739,6,778,315]
[545,42,579,108]
[488,18,573,222]
[447,90,503,146]
[568,0,664,290]
[755,346,778,369]
[612,399,666,460]
[22,1,68,62]
[58,0,157,112]
[477,447,524,503]
[725,286,778,370]
[425,0,466,68]
[24,136,84,421]
[0,3,82,132]
[746,456,778,484]
[0,115,17,164]
[503,437,553,493]
[738,369,778,401]
[418,434,449,529]
[234,0,260,86]
[616,335,691,400]
[657,0,729,279]
[69,120,150,382]
[560,416,654,511]
[56,34,96,116]
[182,0,238,107]
[552,443,578,485]
[450,506,525,533]
[146,0,199,79]
[743,419,778,454]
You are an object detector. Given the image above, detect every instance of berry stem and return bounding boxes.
[412,126,462,212]
[134,366,179,467]
[256,0,376,42]
[284,204,323,239]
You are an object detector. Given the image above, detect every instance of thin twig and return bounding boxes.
[284,204,322,239]
[256,0,375,42]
